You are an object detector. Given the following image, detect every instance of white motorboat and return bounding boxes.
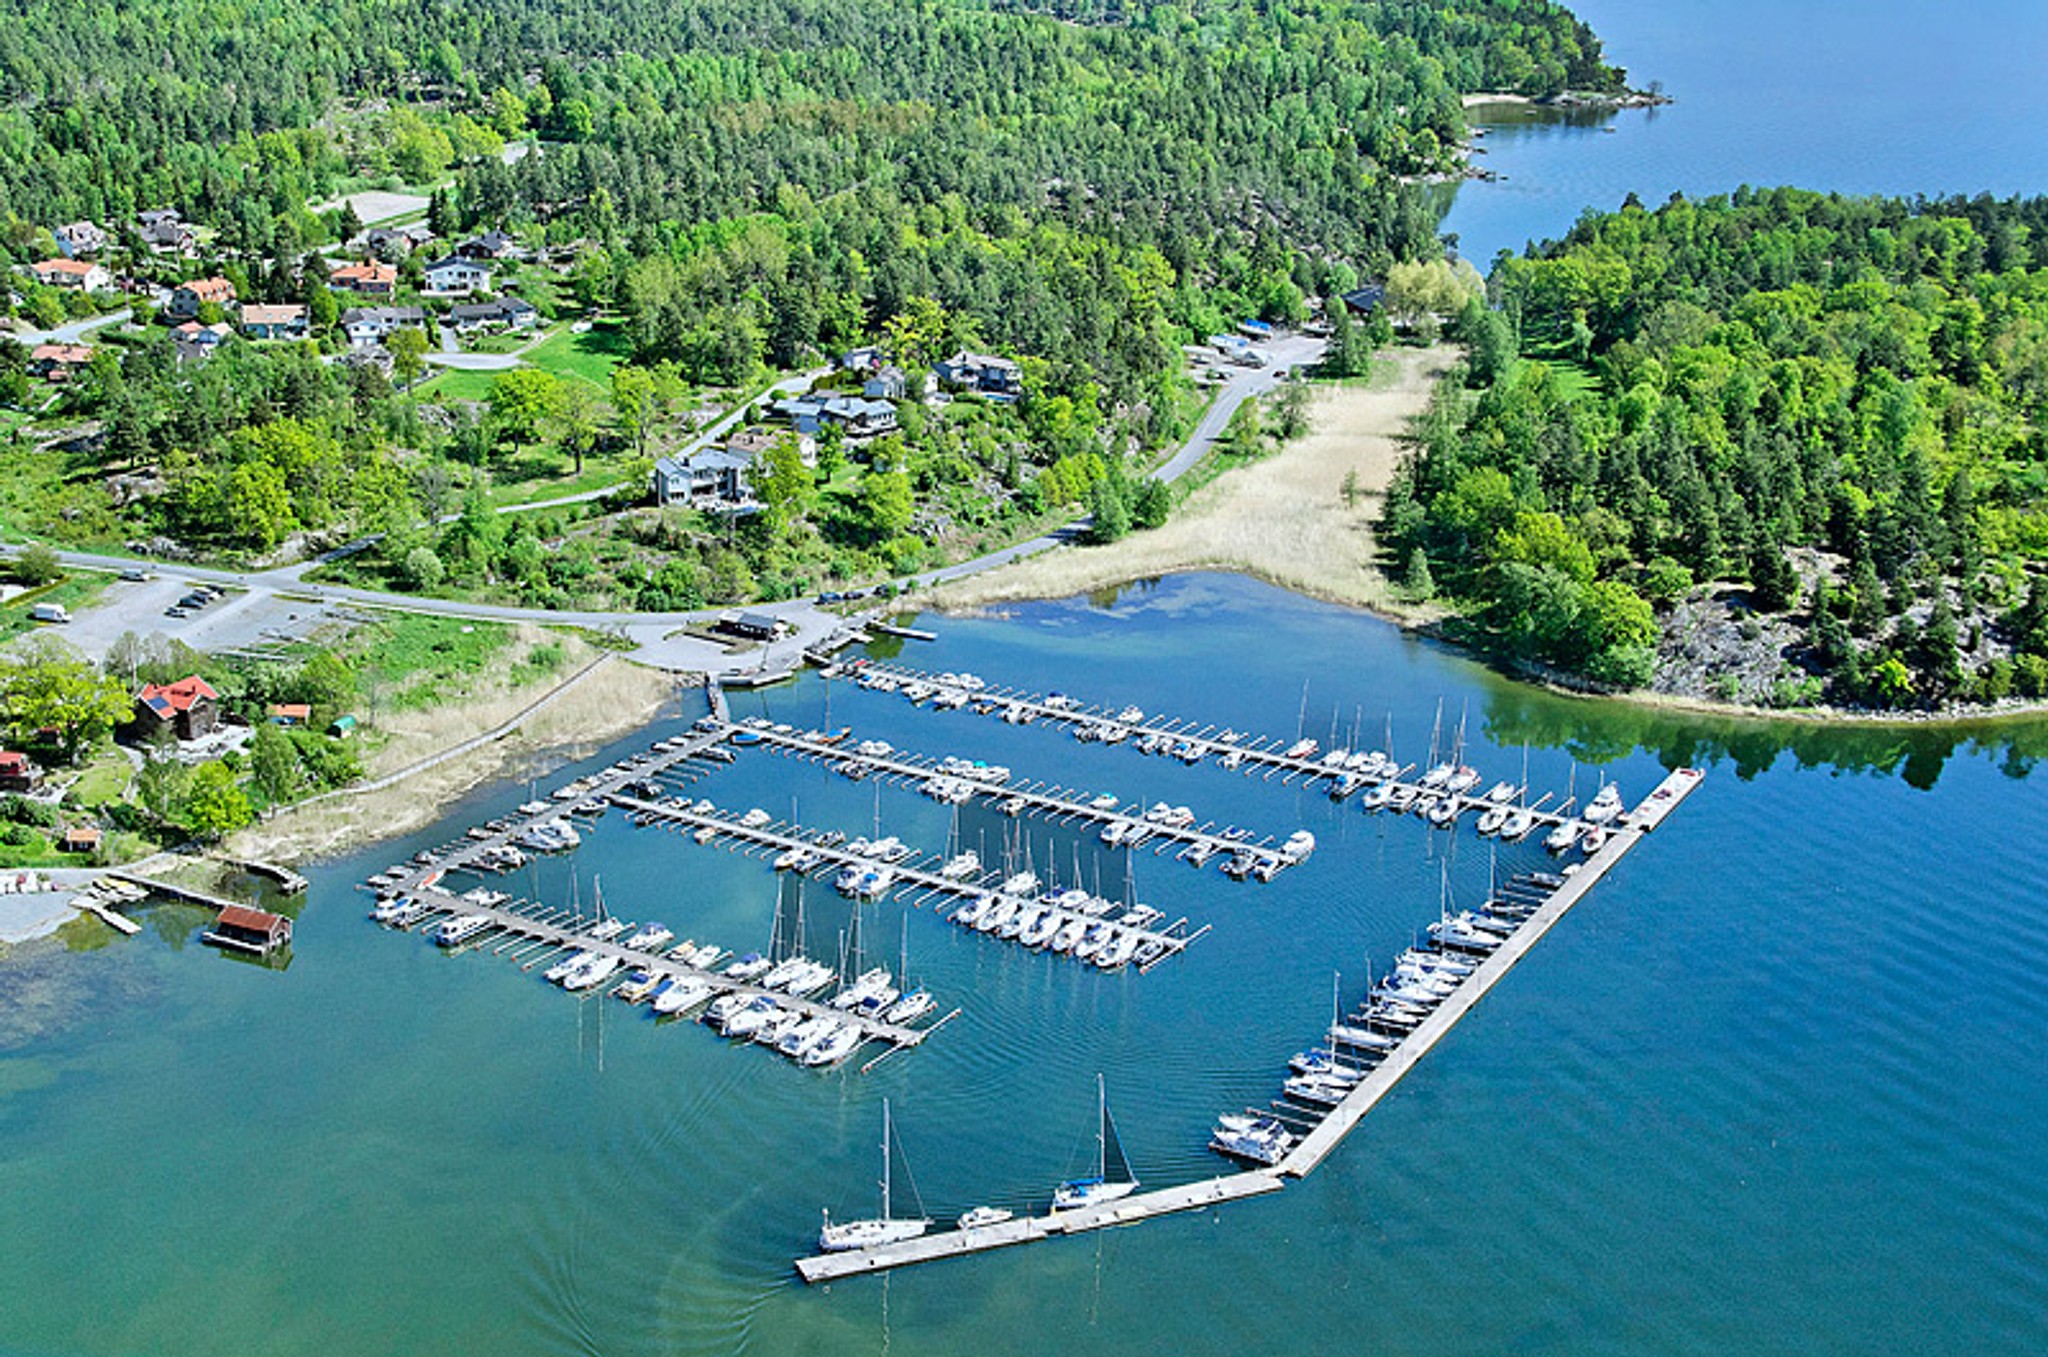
[544,949,594,983]
[720,997,780,1037]
[651,977,713,1016]
[561,955,621,992]
[1583,782,1625,824]
[958,1206,1013,1230]
[723,951,772,981]
[778,1014,840,1057]
[800,1021,862,1066]
[1281,830,1316,861]
[623,923,674,951]
[885,989,935,1023]
[1545,819,1582,853]
[433,913,492,947]
[751,1008,806,1046]
[818,1101,932,1251]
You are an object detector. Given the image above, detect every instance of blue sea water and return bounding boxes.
[4,574,2047,1355]
[8,1,2048,1351]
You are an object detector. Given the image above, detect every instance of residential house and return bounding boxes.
[652,448,754,506]
[166,276,236,319]
[129,676,220,742]
[137,209,197,255]
[54,221,107,257]
[771,393,899,439]
[935,350,1022,396]
[27,344,93,381]
[339,306,427,347]
[863,365,907,400]
[60,825,101,854]
[171,321,232,364]
[838,345,886,373]
[0,751,41,793]
[456,229,521,261]
[1339,284,1386,316]
[329,260,398,296]
[446,297,537,334]
[357,224,435,260]
[238,303,309,341]
[727,427,816,467]
[31,258,110,291]
[421,255,491,295]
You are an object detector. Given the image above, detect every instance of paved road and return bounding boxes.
[12,308,137,348]
[5,341,1322,673]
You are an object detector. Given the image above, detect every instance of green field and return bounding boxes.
[523,324,630,390]
[344,613,519,712]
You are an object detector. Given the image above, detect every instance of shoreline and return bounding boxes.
[228,645,681,867]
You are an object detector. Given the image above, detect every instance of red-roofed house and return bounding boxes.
[167,276,236,320]
[31,257,110,291]
[0,751,41,793]
[330,260,398,296]
[202,904,292,955]
[28,344,94,380]
[129,676,220,742]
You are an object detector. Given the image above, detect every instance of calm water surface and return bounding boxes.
[3,574,2047,1355]
[10,3,2048,1352]
[1443,0,2048,261]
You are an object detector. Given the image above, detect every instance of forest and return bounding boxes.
[1,0,1627,606]
[1383,188,2048,711]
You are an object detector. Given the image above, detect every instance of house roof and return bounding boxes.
[138,675,218,717]
[0,751,28,771]
[62,825,101,845]
[240,303,306,325]
[340,306,425,326]
[424,255,489,275]
[216,904,286,934]
[33,258,97,278]
[267,702,311,719]
[177,276,236,302]
[449,297,532,321]
[31,344,92,364]
[332,261,397,287]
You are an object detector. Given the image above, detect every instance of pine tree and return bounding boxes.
[1403,546,1435,598]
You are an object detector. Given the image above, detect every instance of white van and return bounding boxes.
[30,603,70,623]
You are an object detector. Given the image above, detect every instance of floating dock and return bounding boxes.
[830,660,1593,832]
[791,767,1705,1283]
[611,793,1206,972]
[734,722,1303,872]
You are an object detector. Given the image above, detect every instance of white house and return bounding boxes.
[422,256,492,295]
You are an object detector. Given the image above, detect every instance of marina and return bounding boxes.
[789,766,1705,1281]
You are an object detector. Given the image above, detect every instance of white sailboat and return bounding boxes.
[1051,1074,1139,1211]
[818,1099,931,1251]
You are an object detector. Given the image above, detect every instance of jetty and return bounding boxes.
[376,888,943,1057]
[791,767,1705,1283]
[612,793,1206,972]
[733,720,1304,874]
[829,658,1589,833]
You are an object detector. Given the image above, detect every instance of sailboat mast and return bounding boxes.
[1096,1073,1108,1178]
[881,1098,893,1222]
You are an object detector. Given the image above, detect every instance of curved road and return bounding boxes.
[8,339,1320,674]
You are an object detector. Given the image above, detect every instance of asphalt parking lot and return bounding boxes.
[55,577,362,662]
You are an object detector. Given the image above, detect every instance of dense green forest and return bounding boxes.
[1385,188,2048,710]
[1,0,1627,605]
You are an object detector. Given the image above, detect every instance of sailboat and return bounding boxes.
[818,1099,931,1251]
[1051,1074,1139,1211]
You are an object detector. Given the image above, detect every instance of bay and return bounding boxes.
[3,573,2047,1354]
[1442,0,2048,263]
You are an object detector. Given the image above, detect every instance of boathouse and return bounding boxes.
[202,904,292,955]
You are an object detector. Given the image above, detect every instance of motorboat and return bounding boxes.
[723,951,771,982]
[999,871,1039,896]
[720,997,782,1038]
[561,954,621,992]
[953,894,994,928]
[1210,1115,1293,1166]
[778,1014,841,1058]
[1071,923,1111,961]
[371,895,415,924]
[800,1021,862,1066]
[1094,930,1142,969]
[1583,783,1625,824]
[751,1008,806,1046]
[958,1206,1013,1231]
[1000,905,1040,941]
[1545,819,1582,854]
[544,949,594,983]
[1426,796,1463,828]
[785,961,838,997]
[1579,825,1609,854]
[1280,830,1316,862]
[434,913,492,947]
[1282,1071,1358,1106]
[651,977,713,1016]
[623,923,674,951]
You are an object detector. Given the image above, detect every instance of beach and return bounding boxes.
[924,346,1455,615]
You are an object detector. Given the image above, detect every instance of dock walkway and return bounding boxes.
[609,793,1205,971]
[835,659,1585,831]
[736,723,1300,869]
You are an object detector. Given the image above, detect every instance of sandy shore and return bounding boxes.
[231,638,680,866]
[923,346,1457,615]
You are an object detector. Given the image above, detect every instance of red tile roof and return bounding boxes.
[31,343,93,365]
[34,258,96,278]
[178,276,236,303]
[138,675,218,717]
[331,261,397,288]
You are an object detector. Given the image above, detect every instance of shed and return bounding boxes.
[60,825,101,853]
[267,703,311,726]
[720,612,780,640]
[203,904,292,955]
[327,714,358,739]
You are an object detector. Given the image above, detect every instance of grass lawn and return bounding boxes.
[345,613,519,712]
[63,754,132,809]
[417,368,500,403]
[1529,357,1601,401]
[482,456,633,509]
[0,573,114,642]
[524,323,630,390]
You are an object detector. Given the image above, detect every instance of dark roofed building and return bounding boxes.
[130,675,219,742]
[203,904,292,955]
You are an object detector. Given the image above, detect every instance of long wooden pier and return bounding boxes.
[610,793,1206,971]
[791,766,1704,1283]
[735,721,1302,869]
[832,659,1585,831]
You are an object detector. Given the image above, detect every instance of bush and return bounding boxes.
[0,795,59,828]
[0,822,38,848]
[9,542,62,586]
